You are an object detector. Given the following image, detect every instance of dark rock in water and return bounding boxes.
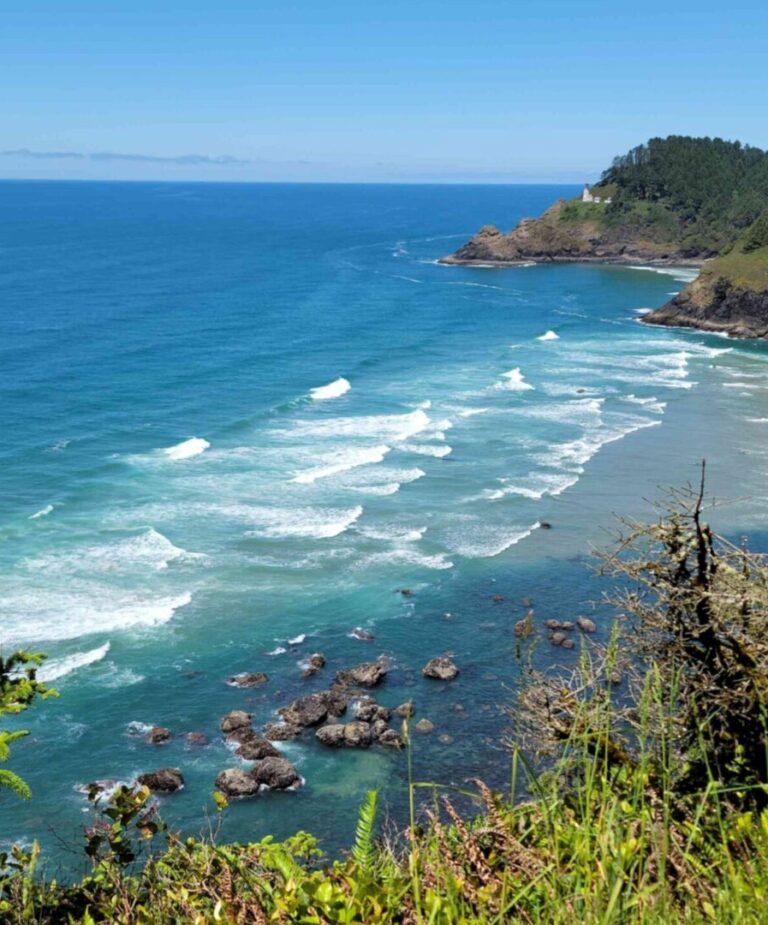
[185,732,208,746]
[316,721,373,748]
[370,718,389,740]
[451,703,465,714]
[253,757,302,790]
[302,652,327,678]
[397,588,413,597]
[355,700,391,723]
[183,670,203,680]
[215,768,260,798]
[549,632,567,647]
[335,661,387,688]
[349,627,375,641]
[561,638,576,650]
[279,690,348,727]
[220,710,253,736]
[227,672,269,688]
[264,721,301,741]
[279,692,330,727]
[438,733,454,745]
[378,728,404,749]
[235,737,281,760]
[422,656,459,681]
[492,594,504,603]
[137,768,184,793]
[394,701,415,718]
[521,597,531,608]
[415,719,435,735]
[577,617,597,633]
[560,621,575,630]
[539,522,552,530]
[148,726,171,745]
[315,724,345,747]
[543,619,562,630]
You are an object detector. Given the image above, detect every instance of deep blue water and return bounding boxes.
[2,181,767,876]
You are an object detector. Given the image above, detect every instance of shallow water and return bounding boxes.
[1,181,767,875]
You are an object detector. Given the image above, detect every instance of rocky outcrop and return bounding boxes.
[335,662,387,688]
[216,768,260,798]
[220,710,253,736]
[253,757,302,790]
[643,272,768,339]
[148,726,171,744]
[235,737,281,761]
[278,690,348,728]
[439,200,698,267]
[422,656,459,681]
[226,672,269,688]
[137,768,184,793]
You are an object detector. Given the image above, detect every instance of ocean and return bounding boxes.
[2,180,767,875]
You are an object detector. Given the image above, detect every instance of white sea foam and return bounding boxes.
[162,437,210,460]
[358,524,427,542]
[29,504,54,519]
[634,308,653,315]
[349,482,402,496]
[447,522,540,558]
[360,548,454,571]
[484,471,581,500]
[746,417,768,423]
[284,408,431,442]
[495,368,534,392]
[99,667,145,688]
[22,528,204,575]
[2,590,193,645]
[292,444,391,483]
[537,330,559,341]
[628,265,700,283]
[288,634,307,645]
[310,377,351,401]
[266,646,287,656]
[455,407,489,417]
[37,643,111,682]
[534,418,661,471]
[624,394,667,413]
[398,443,453,458]
[247,505,364,539]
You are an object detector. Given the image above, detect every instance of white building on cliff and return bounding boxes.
[582,183,611,204]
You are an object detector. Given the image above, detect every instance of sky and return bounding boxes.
[2,0,767,183]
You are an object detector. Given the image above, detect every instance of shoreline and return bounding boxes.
[437,254,707,268]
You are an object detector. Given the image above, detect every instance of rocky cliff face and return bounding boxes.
[643,271,768,340]
[440,200,698,267]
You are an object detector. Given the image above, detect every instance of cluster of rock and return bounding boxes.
[89,655,461,802]
[545,616,597,648]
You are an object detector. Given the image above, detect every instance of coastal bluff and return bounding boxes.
[441,135,768,339]
[439,198,699,267]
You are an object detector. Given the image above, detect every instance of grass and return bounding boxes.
[2,661,768,924]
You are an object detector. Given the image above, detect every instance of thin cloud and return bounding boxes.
[1,148,250,166]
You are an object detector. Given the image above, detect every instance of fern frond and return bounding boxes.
[351,788,379,875]
[0,768,32,800]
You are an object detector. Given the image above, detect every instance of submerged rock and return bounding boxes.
[577,617,597,633]
[422,656,459,681]
[349,627,375,641]
[378,728,404,749]
[549,632,567,647]
[147,726,171,745]
[137,768,184,793]
[394,701,415,718]
[226,672,269,688]
[185,732,209,746]
[414,719,435,735]
[235,737,281,761]
[216,768,260,798]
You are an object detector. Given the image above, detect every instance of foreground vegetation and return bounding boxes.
[3,477,768,923]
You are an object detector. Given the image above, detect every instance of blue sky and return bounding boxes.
[2,0,766,182]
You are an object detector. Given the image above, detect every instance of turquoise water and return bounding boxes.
[2,181,768,875]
